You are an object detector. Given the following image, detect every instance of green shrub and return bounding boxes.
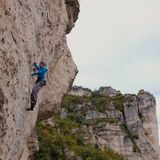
[92,96,110,112]
[34,115,124,160]
[111,95,132,111]
[34,93,132,159]
[61,95,90,112]
[85,118,115,126]
[34,123,63,160]
[91,90,101,97]
[67,112,85,125]
[54,115,78,134]
[72,145,124,160]
[62,94,111,113]
[62,94,132,113]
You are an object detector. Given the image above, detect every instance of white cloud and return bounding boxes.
[67,0,160,92]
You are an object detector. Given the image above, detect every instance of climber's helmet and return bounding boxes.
[39,61,46,68]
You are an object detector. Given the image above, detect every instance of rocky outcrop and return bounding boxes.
[58,87,159,160]
[0,0,79,160]
[69,85,92,96]
[99,86,121,97]
[65,0,80,34]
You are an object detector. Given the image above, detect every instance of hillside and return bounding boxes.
[34,86,159,160]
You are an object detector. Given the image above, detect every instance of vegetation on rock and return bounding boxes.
[34,114,124,160]
[33,88,159,160]
[62,93,131,112]
[34,92,145,160]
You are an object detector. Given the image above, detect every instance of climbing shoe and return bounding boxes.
[27,103,35,111]
[27,108,33,111]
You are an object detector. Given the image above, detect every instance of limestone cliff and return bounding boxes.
[36,86,159,160]
[0,0,79,160]
[67,87,160,160]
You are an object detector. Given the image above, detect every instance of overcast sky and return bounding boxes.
[67,0,160,141]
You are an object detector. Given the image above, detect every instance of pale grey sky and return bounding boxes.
[67,0,160,140]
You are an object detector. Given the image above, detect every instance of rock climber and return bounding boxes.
[27,62,48,111]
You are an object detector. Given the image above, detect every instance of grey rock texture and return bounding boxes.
[65,0,80,34]
[64,88,159,160]
[60,108,68,119]
[63,144,82,160]
[42,116,55,128]
[69,85,92,96]
[0,0,79,160]
[99,86,121,97]
[27,131,39,160]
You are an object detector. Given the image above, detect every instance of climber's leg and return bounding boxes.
[31,82,42,107]
[28,82,42,110]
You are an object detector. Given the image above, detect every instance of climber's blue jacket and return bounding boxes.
[34,63,48,82]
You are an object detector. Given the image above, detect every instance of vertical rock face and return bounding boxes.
[137,90,159,158]
[122,91,159,160]
[59,87,160,160]
[0,0,79,160]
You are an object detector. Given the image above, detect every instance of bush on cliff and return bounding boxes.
[34,114,124,160]
[62,94,131,112]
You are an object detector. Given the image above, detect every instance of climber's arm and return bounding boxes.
[33,68,45,76]
[34,63,39,70]
[34,70,41,75]
[33,68,48,76]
